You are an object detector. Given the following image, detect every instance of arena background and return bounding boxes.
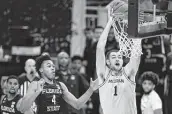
[0,0,172,114]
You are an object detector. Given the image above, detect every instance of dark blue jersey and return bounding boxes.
[36,81,63,114]
[1,94,23,114]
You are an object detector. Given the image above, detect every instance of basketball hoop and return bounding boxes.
[108,0,142,58]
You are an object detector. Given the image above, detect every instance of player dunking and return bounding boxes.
[96,17,142,114]
[18,54,99,114]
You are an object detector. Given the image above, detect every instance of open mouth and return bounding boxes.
[52,72,56,75]
[115,63,120,66]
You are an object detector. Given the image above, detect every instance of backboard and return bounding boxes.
[128,0,172,39]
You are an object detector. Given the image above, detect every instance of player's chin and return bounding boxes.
[115,66,122,71]
[49,74,55,80]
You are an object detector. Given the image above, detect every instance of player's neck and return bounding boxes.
[111,68,123,75]
[7,93,17,101]
[43,77,54,84]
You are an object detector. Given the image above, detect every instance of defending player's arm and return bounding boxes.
[18,79,44,113]
[124,40,142,82]
[16,99,34,114]
[60,78,98,110]
[96,18,113,79]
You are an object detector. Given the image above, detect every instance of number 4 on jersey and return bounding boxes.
[114,86,118,96]
[52,95,56,105]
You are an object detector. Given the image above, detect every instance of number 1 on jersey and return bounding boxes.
[114,86,118,96]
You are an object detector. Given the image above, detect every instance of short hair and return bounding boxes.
[7,75,19,84]
[140,71,159,85]
[57,51,69,58]
[36,54,52,74]
[71,56,83,62]
[105,49,120,59]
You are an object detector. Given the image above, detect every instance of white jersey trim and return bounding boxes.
[98,70,111,88]
[123,68,136,85]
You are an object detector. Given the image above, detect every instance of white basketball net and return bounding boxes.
[108,1,143,58]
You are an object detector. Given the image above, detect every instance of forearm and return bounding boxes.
[125,40,142,80]
[97,19,112,49]
[76,87,94,109]
[19,91,40,112]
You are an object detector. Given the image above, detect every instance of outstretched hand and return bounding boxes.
[90,78,99,91]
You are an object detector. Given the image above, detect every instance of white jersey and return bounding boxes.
[141,90,162,114]
[99,67,137,114]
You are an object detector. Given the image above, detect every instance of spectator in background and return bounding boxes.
[140,71,162,114]
[70,56,89,95]
[18,59,39,114]
[70,55,90,114]
[105,27,119,52]
[84,26,104,80]
[56,51,70,82]
[84,28,94,48]
[56,51,80,114]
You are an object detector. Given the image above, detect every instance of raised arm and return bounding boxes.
[96,18,113,79]
[124,40,142,82]
[60,78,98,110]
[18,79,44,113]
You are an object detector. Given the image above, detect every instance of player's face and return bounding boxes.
[142,80,155,94]
[109,52,123,71]
[58,52,69,67]
[41,60,56,80]
[7,79,19,94]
